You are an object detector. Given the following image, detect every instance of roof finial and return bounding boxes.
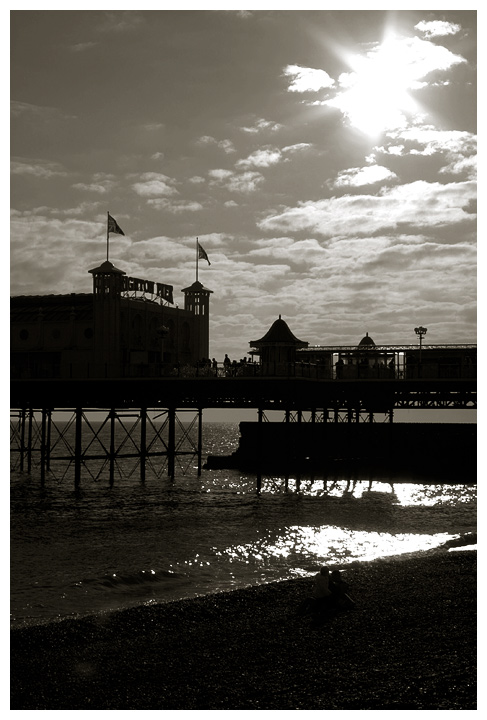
[279,314,281,320]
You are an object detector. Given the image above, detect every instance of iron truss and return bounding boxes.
[393,390,476,409]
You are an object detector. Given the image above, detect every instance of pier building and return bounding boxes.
[11,260,212,379]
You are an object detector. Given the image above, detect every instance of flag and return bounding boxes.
[107,213,125,236]
[198,241,210,265]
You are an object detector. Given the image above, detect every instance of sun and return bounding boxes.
[327,35,424,138]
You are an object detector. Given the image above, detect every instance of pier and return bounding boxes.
[10,357,476,491]
[10,260,476,491]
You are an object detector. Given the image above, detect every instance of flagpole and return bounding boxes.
[107,211,110,262]
[196,237,199,283]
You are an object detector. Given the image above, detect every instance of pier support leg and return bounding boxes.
[109,408,116,487]
[46,410,51,472]
[168,407,176,480]
[197,408,203,477]
[27,409,33,473]
[140,407,147,484]
[19,408,26,472]
[40,409,47,486]
[74,407,82,489]
[256,408,263,494]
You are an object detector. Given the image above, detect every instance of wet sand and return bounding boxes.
[10,549,476,710]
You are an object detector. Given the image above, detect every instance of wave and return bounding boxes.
[73,568,184,591]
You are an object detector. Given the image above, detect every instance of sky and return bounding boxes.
[10,5,477,362]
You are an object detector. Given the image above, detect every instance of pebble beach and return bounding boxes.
[10,549,476,710]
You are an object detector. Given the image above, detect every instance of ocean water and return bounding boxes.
[10,421,476,629]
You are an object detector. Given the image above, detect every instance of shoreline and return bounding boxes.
[11,549,476,710]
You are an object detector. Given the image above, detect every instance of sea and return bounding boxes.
[10,420,477,630]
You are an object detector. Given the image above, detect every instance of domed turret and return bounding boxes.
[358,332,375,347]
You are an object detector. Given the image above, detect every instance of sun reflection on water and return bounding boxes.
[218,525,458,570]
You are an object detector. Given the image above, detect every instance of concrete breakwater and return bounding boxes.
[205,422,476,480]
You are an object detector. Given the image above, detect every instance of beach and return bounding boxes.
[10,549,476,710]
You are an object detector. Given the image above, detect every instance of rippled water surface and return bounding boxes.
[11,422,476,628]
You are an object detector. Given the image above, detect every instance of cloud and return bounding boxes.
[289,36,468,135]
[382,128,477,178]
[415,20,462,39]
[96,11,145,35]
[236,147,282,169]
[142,123,165,132]
[73,183,109,194]
[197,135,236,154]
[11,101,76,122]
[282,143,312,154]
[11,158,67,179]
[227,172,265,194]
[332,165,398,188]
[208,169,233,182]
[283,64,335,93]
[209,169,265,194]
[69,41,97,52]
[131,172,179,198]
[147,199,203,213]
[10,209,127,295]
[73,173,116,194]
[236,143,311,169]
[239,118,283,134]
[388,127,476,154]
[259,180,476,237]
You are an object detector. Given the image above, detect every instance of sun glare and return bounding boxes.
[328,36,424,138]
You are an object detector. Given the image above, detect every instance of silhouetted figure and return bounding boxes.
[335,357,344,379]
[388,358,395,377]
[212,358,218,374]
[314,566,332,605]
[297,566,354,621]
[329,570,355,609]
[223,354,231,375]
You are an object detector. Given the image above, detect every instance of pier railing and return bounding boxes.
[10,359,477,381]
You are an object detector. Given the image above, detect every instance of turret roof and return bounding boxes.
[250,316,308,347]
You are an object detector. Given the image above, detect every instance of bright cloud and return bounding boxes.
[132,173,179,197]
[236,148,283,168]
[333,165,398,188]
[415,20,462,39]
[259,180,476,237]
[288,35,467,137]
[283,64,335,92]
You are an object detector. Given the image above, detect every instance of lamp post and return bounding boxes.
[414,326,427,376]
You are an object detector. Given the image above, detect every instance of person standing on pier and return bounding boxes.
[223,354,231,375]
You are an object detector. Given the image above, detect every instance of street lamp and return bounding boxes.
[414,326,427,371]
